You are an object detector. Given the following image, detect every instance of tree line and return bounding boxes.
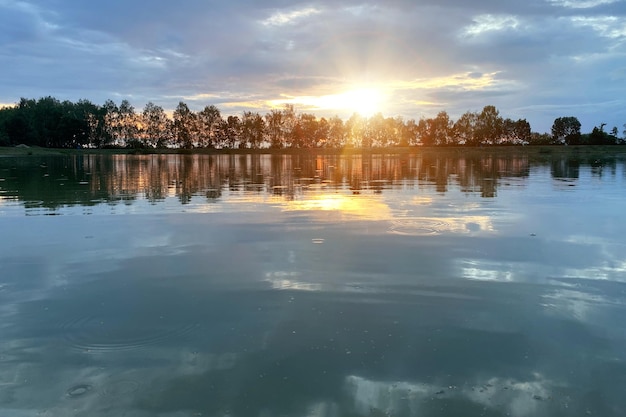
[0,96,624,149]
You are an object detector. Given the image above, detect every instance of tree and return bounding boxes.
[265,109,285,149]
[589,123,616,145]
[222,115,241,149]
[551,116,581,145]
[432,111,454,145]
[345,113,365,148]
[5,110,33,146]
[398,118,419,147]
[241,111,265,149]
[501,118,531,145]
[316,117,330,148]
[298,113,318,148]
[454,111,479,146]
[32,96,62,147]
[326,116,346,148]
[118,100,139,143]
[0,107,14,146]
[529,132,553,145]
[476,105,503,145]
[417,111,453,146]
[56,101,91,148]
[173,101,196,149]
[103,100,124,146]
[281,104,298,148]
[365,112,387,148]
[142,102,171,148]
[197,105,222,148]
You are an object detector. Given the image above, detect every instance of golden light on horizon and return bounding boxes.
[271,86,388,117]
[321,87,386,117]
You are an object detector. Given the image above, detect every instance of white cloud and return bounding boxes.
[571,16,626,38]
[464,14,522,37]
[261,7,322,26]
[547,0,621,8]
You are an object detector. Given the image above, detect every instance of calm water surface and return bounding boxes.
[0,153,625,417]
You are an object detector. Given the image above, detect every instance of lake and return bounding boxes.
[0,151,625,417]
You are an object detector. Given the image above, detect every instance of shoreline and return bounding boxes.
[2,144,626,158]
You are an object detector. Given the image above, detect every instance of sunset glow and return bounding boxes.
[1,1,624,133]
[273,86,388,117]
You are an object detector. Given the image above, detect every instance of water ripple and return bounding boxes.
[388,218,451,236]
[59,315,199,352]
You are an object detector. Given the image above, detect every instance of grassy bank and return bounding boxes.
[2,144,626,158]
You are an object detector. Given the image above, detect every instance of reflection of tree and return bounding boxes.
[7,153,622,211]
[551,158,580,180]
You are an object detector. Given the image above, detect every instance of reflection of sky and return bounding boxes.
[1,156,626,416]
[341,373,555,417]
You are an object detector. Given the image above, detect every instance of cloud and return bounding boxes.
[547,0,622,8]
[0,0,625,133]
[463,14,523,37]
[260,6,322,26]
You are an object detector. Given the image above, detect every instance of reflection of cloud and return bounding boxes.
[345,375,430,415]
[343,373,554,417]
[264,271,322,292]
[464,375,552,417]
[390,216,494,236]
[542,288,614,322]
[460,259,515,282]
[178,350,238,375]
[410,196,433,205]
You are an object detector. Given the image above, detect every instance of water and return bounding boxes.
[0,152,625,416]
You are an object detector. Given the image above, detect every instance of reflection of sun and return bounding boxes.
[283,194,392,220]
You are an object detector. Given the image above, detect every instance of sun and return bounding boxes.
[273,85,388,117]
[324,87,385,117]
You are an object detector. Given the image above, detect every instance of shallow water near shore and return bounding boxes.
[0,152,625,416]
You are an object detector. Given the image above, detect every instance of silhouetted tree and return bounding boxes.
[222,115,241,149]
[197,105,222,148]
[316,117,330,148]
[298,113,318,148]
[418,111,453,146]
[476,105,503,145]
[173,101,196,149]
[265,109,285,149]
[551,116,581,145]
[241,111,265,149]
[528,132,553,145]
[589,123,616,145]
[142,102,171,148]
[397,117,418,147]
[345,113,366,148]
[454,111,479,146]
[501,118,531,145]
[326,116,346,148]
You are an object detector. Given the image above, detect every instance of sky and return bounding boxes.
[1,0,625,133]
